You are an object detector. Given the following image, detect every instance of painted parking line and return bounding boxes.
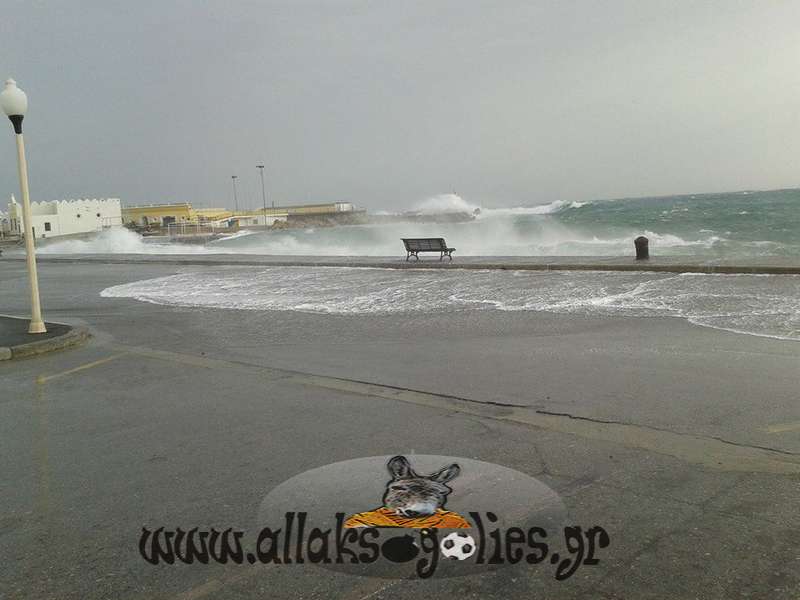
[36,352,128,384]
[761,421,800,434]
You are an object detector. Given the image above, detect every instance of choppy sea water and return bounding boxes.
[36,188,800,258]
[101,267,800,342]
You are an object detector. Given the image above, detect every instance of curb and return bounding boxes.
[6,255,800,275]
[0,316,90,361]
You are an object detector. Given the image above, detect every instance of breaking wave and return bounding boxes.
[24,217,730,257]
[413,193,477,214]
[34,227,211,255]
[15,188,800,258]
[412,195,581,217]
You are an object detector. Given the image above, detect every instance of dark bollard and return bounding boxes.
[634,236,649,260]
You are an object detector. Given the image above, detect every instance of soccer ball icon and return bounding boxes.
[440,532,477,560]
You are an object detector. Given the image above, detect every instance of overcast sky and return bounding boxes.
[1,1,799,210]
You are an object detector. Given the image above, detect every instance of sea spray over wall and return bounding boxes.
[413,193,478,214]
[19,188,800,257]
[33,227,212,254]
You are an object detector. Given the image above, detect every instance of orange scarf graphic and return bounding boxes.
[344,507,470,528]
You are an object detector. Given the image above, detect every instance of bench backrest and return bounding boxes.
[403,238,447,251]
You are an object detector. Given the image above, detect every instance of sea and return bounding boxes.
[34,187,800,341]
[37,188,800,258]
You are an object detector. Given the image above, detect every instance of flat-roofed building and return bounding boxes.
[122,201,358,229]
[252,202,355,216]
[6,195,122,239]
[122,203,196,227]
[195,207,233,222]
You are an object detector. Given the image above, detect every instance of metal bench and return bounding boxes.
[402,238,456,261]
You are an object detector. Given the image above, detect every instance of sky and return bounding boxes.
[1,1,799,211]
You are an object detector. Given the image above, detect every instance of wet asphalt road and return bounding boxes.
[1,259,799,599]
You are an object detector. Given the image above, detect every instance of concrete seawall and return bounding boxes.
[5,254,800,274]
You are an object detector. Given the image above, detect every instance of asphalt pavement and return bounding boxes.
[1,259,799,599]
[0,315,71,347]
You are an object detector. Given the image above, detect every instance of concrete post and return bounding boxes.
[634,236,649,260]
[15,132,46,333]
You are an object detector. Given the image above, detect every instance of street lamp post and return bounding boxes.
[1,79,46,334]
[231,175,239,213]
[256,164,267,230]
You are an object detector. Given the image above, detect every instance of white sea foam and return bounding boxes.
[413,193,478,214]
[100,268,800,341]
[413,194,585,217]
[32,227,216,255]
[14,219,732,259]
[25,221,730,258]
[16,190,797,258]
[207,229,259,243]
[478,202,565,217]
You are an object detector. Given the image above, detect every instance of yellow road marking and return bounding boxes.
[36,353,127,384]
[761,421,800,434]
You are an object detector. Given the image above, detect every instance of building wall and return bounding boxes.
[241,214,288,227]
[195,207,233,222]
[8,197,122,239]
[121,202,355,226]
[285,203,354,215]
[122,204,196,226]
[250,203,354,217]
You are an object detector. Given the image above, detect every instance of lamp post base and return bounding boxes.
[28,320,47,334]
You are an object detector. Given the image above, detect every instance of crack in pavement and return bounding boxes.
[534,409,800,457]
[109,342,800,475]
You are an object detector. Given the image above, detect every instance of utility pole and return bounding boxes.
[257,164,267,230]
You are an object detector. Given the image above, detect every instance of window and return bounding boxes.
[44,222,51,232]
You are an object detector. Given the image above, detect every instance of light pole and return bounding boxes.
[231,175,239,213]
[1,79,46,334]
[256,164,267,230]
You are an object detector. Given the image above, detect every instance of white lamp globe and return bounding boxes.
[0,79,28,117]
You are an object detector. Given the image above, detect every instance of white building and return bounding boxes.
[241,214,288,228]
[6,196,122,239]
[0,208,8,238]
